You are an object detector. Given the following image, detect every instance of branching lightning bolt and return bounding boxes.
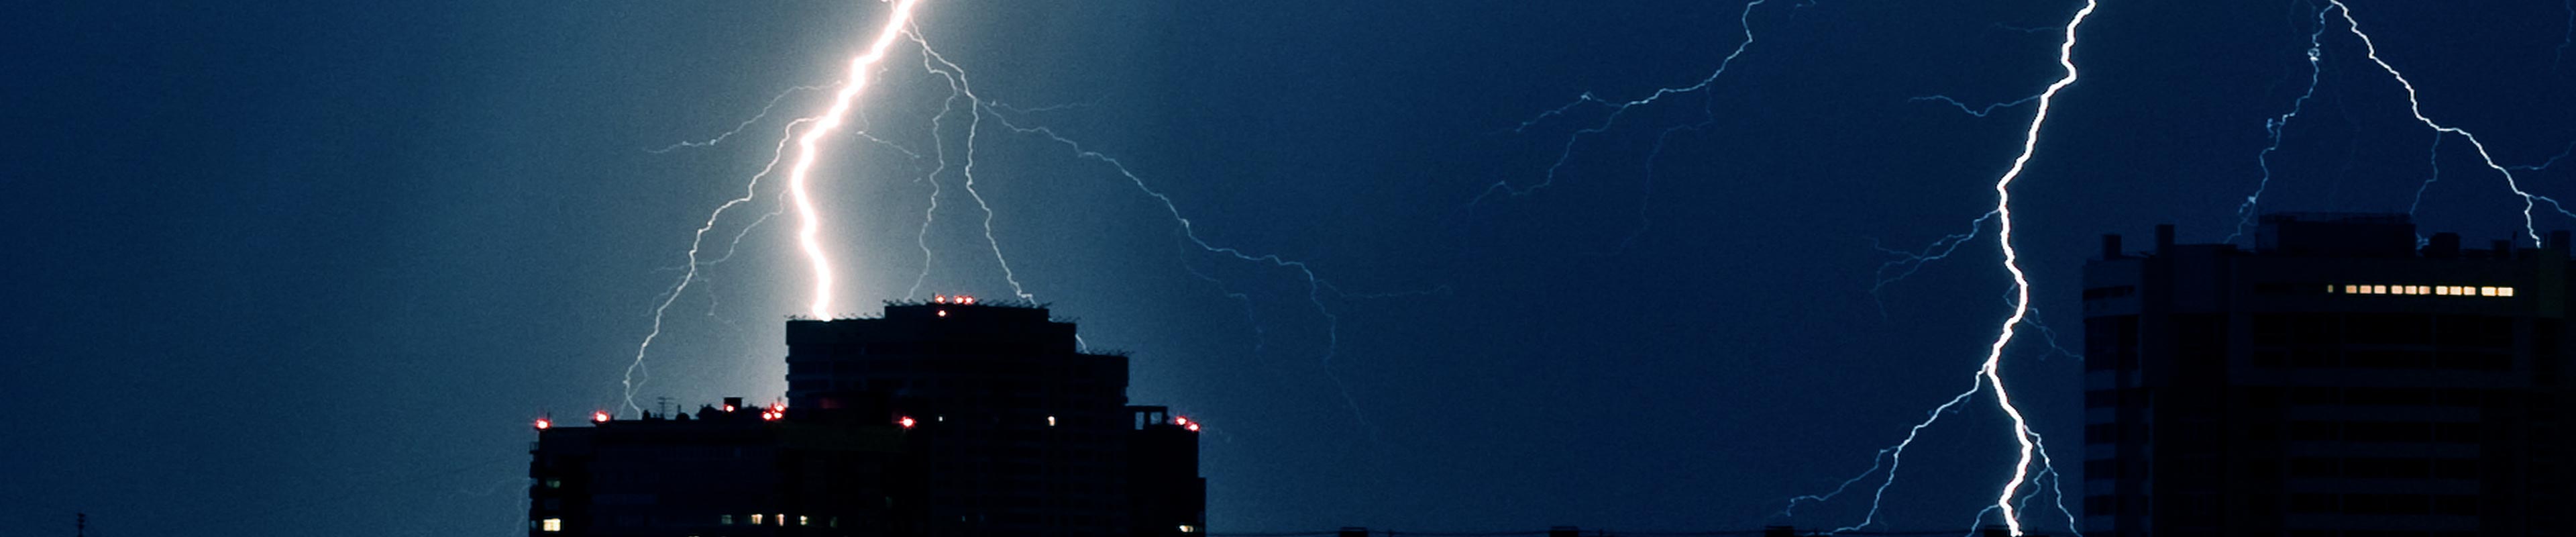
[1790,3,2093,535]
[622,118,811,416]
[912,34,1036,303]
[784,0,927,320]
[2329,0,2546,246]
[616,0,925,415]
[1966,3,2093,532]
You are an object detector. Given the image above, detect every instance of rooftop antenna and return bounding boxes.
[655,396,672,418]
[76,512,86,537]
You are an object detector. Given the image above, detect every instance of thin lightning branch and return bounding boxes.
[1910,95,2042,118]
[784,0,927,320]
[912,34,1036,303]
[989,98,1106,115]
[2510,140,2576,172]
[977,109,1390,440]
[1869,210,1997,304]
[1780,372,1980,531]
[979,113,1344,362]
[2557,0,2575,70]
[1474,0,1771,206]
[2226,7,2329,245]
[2029,433,2081,537]
[621,118,812,416]
[2408,133,2446,217]
[2330,0,2544,246]
[643,84,836,154]
[1181,254,1267,353]
[1593,121,1715,256]
[904,28,966,301]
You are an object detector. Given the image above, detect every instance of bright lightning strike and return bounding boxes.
[1968,3,2094,534]
[617,0,926,416]
[621,118,812,416]
[1791,3,2094,535]
[784,0,928,320]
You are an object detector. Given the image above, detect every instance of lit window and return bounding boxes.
[751,514,763,525]
[2436,286,2451,295]
[541,518,562,532]
[800,516,810,526]
[544,479,560,489]
[2501,287,2516,297]
[2373,285,2387,294]
[1047,416,1057,426]
[775,514,786,526]
[2482,287,2497,297]
[720,515,733,525]
[1180,525,1198,533]
[2344,285,2359,293]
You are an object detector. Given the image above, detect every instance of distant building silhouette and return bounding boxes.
[2082,213,2573,536]
[529,297,1205,536]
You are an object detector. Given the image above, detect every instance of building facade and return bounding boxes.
[530,298,1205,536]
[2081,214,2573,536]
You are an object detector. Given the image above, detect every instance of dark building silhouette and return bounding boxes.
[529,297,1205,536]
[2082,214,2574,536]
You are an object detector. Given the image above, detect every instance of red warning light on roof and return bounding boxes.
[534,418,551,430]
[1185,423,1201,432]
[592,411,610,423]
[936,309,948,318]
[898,416,918,429]
[1172,416,1190,426]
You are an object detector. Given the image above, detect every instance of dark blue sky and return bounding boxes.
[7,1,2575,535]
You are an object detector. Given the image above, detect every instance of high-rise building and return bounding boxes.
[2081,213,2573,536]
[529,297,1205,536]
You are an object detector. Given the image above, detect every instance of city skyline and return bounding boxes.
[7,1,2576,535]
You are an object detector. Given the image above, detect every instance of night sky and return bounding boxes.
[8,1,2576,535]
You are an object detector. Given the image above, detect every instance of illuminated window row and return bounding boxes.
[2328,284,2514,297]
[718,514,826,527]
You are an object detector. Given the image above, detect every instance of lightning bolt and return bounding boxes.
[911,32,1036,303]
[1968,3,2094,533]
[1479,0,1772,207]
[901,28,965,302]
[643,84,835,154]
[1790,3,2094,535]
[784,0,927,320]
[2328,0,2545,246]
[621,117,811,416]
[616,0,926,416]
[2226,7,2329,245]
